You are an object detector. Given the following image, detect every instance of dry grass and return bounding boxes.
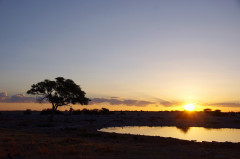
[95,143,116,153]
[0,128,120,159]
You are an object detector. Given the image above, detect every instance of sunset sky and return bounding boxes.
[1,0,240,111]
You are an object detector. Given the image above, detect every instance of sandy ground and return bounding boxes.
[0,111,240,159]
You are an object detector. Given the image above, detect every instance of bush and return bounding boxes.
[212,109,224,116]
[71,108,112,115]
[82,108,98,115]
[71,109,82,115]
[40,108,64,115]
[203,108,212,113]
[203,109,225,117]
[99,108,110,114]
[24,109,32,115]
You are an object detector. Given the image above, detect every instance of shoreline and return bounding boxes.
[1,110,240,130]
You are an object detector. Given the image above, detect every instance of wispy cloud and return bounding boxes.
[0,92,8,101]
[205,102,240,108]
[0,92,36,103]
[90,98,155,106]
[150,97,179,107]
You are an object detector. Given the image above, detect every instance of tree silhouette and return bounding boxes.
[27,77,90,111]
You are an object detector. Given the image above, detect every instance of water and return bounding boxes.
[99,126,240,143]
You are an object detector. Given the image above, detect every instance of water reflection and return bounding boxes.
[176,126,191,134]
[99,126,240,143]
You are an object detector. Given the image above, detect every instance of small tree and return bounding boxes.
[27,77,90,111]
[203,108,212,113]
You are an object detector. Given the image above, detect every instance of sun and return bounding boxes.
[184,103,195,111]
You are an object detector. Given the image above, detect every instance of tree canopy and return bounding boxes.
[27,77,90,111]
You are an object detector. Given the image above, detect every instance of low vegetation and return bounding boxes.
[40,108,64,115]
[71,108,113,115]
[40,108,113,115]
[1,127,240,159]
[203,108,226,117]
[23,109,32,115]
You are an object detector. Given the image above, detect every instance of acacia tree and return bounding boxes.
[27,77,90,111]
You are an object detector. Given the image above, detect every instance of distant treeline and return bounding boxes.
[1,108,240,117]
[40,108,113,115]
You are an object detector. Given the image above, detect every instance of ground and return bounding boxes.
[0,111,240,159]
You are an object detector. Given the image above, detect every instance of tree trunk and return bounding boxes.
[51,103,55,112]
[49,102,55,122]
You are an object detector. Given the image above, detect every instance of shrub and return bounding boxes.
[72,109,82,115]
[82,108,98,114]
[212,109,223,116]
[40,108,64,115]
[99,108,111,114]
[24,109,32,115]
[203,108,212,113]
[70,108,112,115]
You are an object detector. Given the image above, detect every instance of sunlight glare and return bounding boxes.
[184,103,195,111]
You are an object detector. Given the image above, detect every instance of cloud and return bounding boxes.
[206,102,240,108]
[0,92,181,108]
[110,97,119,99]
[153,97,178,107]
[0,92,8,101]
[90,98,155,106]
[158,100,175,107]
[0,93,36,103]
[90,97,179,107]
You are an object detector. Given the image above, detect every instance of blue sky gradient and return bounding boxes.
[1,0,240,110]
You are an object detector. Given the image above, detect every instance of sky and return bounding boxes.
[1,0,240,111]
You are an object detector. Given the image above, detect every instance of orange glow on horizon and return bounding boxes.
[0,103,240,112]
[184,103,196,111]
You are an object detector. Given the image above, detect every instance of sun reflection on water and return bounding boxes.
[100,126,240,143]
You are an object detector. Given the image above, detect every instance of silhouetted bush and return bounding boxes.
[99,108,112,114]
[212,109,226,116]
[81,108,98,114]
[69,107,73,112]
[72,109,82,115]
[71,108,112,115]
[24,109,32,115]
[203,108,212,113]
[40,108,64,115]
[203,108,225,116]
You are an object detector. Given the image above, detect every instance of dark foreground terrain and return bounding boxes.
[0,110,240,159]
